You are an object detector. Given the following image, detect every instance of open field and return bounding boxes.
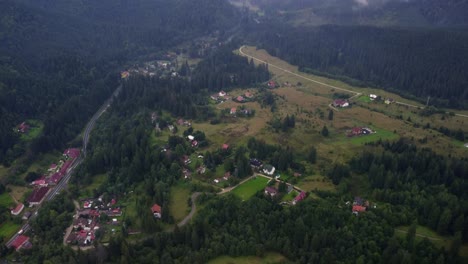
[8,185,29,204]
[208,252,288,264]
[236,46,467,157]
[231,176,269,200]
[0,221,20,241]
[297,175,336,193]
[169,184,191,222]
[20,119,44,142]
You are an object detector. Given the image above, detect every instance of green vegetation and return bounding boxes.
[0,192,14,208]
[231,177,269,200]
[169,184,191,222]
[20,120,44,142]
[357,95,372,103]
[208,252,288,264]
[0,221,20,241]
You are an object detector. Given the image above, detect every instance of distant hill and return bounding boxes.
[231,0,468,27]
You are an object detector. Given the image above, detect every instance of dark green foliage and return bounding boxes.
[321,126,329,137]
[253,24,468,108]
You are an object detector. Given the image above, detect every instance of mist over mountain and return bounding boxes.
[238,0,468,27]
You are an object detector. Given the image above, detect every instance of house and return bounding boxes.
[167,125,175,132]
[230,107,237,115]
[22,211,32,220]
[17,122,30,133]
[47,172,63,185]
[63,148,80,159]
[27,187,50,206]
[151,204,162,219]
[349,127,363,137]
[244,92,253,98]
[83,201,93,209]
[293,172,302,177]
[187,135,195,141]
[182,169,192,179]
[210,94,219,101]
[11,235,30,251]
[236,96,245,102]
[293,192,306,205]
[369,94,378,100]
[182,155,191,165]
[73,218,89,229]
[267,81,277,88]
[352,205,366,214]
[196,166,206,174]
[121,71,130,79]
[191,140,198,147]
[223,171,231,181]
[11,203,25,216]
[263,165,275,176]
[249,158,263,168]
[222,144,229,150]
[219,91,227,97]
[31,176,47,187]
[265,186,278,196]
[332,99,349,108]
[384,98,394,104]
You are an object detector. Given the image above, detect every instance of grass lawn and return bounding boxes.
[169,184,191,222]
[356,95,372,103]
[282,190,299,202]
[208,252,288,264]
[231,176,269,200]
[0,221,20,241]
[0,192,15,208]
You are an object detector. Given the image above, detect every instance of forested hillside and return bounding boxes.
[250,24,468,108]
[0,0,240,165]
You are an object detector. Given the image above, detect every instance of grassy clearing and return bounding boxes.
[80,174,107,198]
[231,176,269,200]
[20,119,44,141]
[208,252,288,264]
[282,190,299,202]
[169,184,191,222]
[0,192,14,208]
[0,221,20,241]
[395,225,463,252]
[297,175,336,193]
[357,95,372,103]
[8,185,29,204]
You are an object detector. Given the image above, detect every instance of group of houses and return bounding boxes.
[233,91,255,103]
[346,127,374,137]
[26,148,80,208]
[264,185,307,205]
[369,94,394,104]
[123,58,178,79]
[66,197,122,246]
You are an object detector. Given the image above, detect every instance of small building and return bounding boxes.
[369,94,377,100]
[352,205,366,214]
[265,186,278,196]
[245,92,253,98]
[11,203,25,216]
[222,144,230,150]
[332,99,349,108]
[223,171,231,181]
[121,71,130,79]
[219,91,226,97]
[250,158,263,168]
[384,98,394,104]
[196,166,206,174]
[187,135,195,141]
[191,140,198,147]
[22,211,32,220]
[267,81,277,88]
[236,96,245,102]
[151,204,162,219]
[263,165,275,176]
[230,107,237,115]
[293,191,306,205]
[63,148,80,159]
[17,122,30,133]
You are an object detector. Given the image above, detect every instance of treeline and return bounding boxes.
[250,24,468,108]
[349,139,468,240]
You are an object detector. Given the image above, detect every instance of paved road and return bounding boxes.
[239,46,468,119]
[5,85,122,248]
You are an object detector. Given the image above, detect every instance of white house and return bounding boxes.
[263,165,276,176]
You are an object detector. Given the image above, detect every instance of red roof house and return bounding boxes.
[222,144,229,150]
[265,186,278,196]
[236,96,245,102]
[230,107,237,115]
[63,148,80,159]
[267,81,277,88]
[293,191,306,205]
[11,235,30,251]
[332,99,349,108]
[245,92,253,98]
[17,122,30,133]
[27,187,50,205]
[151,204,162,218]
[352,205,366,213]
[11,203,25,215]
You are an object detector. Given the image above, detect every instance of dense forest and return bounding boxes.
[249,23,468,108]
[0,0,241,165]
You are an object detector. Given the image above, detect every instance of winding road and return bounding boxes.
[5,85,122,248]
[239,46,468,119]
